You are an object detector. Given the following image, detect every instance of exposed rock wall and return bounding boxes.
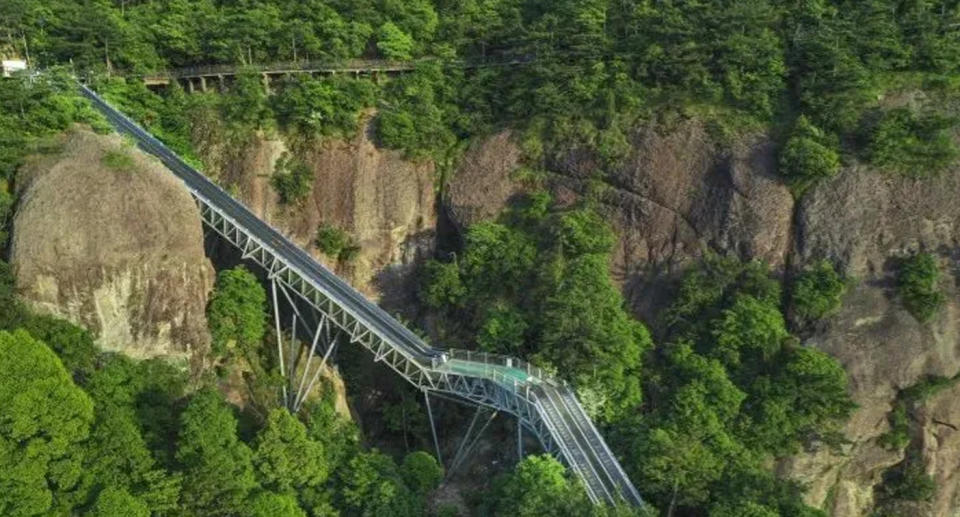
[195,119,436,310]
[446,120,794,322]
[11,128,214,365]
[447,121,960,517]
[781,164,960,516]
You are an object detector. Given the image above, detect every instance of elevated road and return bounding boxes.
[79,84,643,508]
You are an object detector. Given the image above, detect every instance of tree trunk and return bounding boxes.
[21,31,31,66]
[667,478,679,517]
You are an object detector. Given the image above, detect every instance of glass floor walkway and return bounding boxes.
[437,359,542,385]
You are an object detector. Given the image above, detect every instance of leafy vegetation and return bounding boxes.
[865,107,959,177]
[101,149,137,173]
[897,252,945,323]
[779,116,842,192]
[3,1,960,515]
[271,153,314,205]
[0,270,450,517]
[423,195,648,421]
[315,223,360,263]
[791,260,847,323]
[207,266,268,358]
[615,256,853,515]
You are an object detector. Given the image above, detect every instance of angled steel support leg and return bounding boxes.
[448,410,498,476]
[424,390,443,466]
[447,405,483,475]
[289,312,298,401]
[271,279,288,407]
[293,315,326,410]
[294,329,340,412]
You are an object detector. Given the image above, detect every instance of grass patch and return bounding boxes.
[101,150,136,173]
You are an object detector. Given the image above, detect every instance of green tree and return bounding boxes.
[176,388,259,517]
[338,450,420,517]
[253,409,328,495]
[538,253,648,421]
[315,223,359,262]
[271,153,314,205]
[898,253,945,323]
[711,295,788,370]
[0,329,94,517]
[376,22,414,60]
[207,266,267,357]
[271,76,377,137]
[420,260,466,309]
[865,108,959,177]
[243,491,307,517]
[881,454,935,502]
[477,303,528,354]
[791,260,847,322]
[779,116,841,189]
[492,454,591,517]
[400,451,443,495]
[20,315,99,381]
[79,356,181,513]
[87,487,149,517]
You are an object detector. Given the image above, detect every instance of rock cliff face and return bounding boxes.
[779,164,960,516]
[193,117,436,310]
[11,128,214,365]
[446,121,960,516]
[447,120,795,322]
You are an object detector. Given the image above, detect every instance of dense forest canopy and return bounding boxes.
[1,0,959,516]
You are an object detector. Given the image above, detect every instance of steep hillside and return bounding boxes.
[445,120,960,517]
[191,115,436,310]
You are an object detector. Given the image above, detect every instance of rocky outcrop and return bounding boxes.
[11,128,214,365]
[196,119,436,310]
[446,119,794,322]
[782,164,960,516]
[445,130,526,230]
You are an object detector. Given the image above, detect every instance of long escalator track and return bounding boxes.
[78,83,644,508]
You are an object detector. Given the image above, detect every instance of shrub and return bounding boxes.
[271,76,377,137]
[377,22,415,60]
[878,404,910,451]
[866,108,959,177]
[779,116,841,189]
[271,153,313,204]
[897,253,945,323]
[419,260,465,309]
[791,260,846,322]
[102,150,136,173]
[882,454,936,502]
[315,223,359,262]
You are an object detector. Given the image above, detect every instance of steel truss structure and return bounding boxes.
[80,83,644,508]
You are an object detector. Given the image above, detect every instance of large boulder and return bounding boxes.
[783,163,960,516]
[11,128,214,366]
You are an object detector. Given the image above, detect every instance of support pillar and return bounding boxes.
[518,420,524,461]
[424,390,443,466]
[271,279,288,407]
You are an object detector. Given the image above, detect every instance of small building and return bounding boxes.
[2,60,27,78]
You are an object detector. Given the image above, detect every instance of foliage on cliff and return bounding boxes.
[423,194,649,422]
[6,0,956,170]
